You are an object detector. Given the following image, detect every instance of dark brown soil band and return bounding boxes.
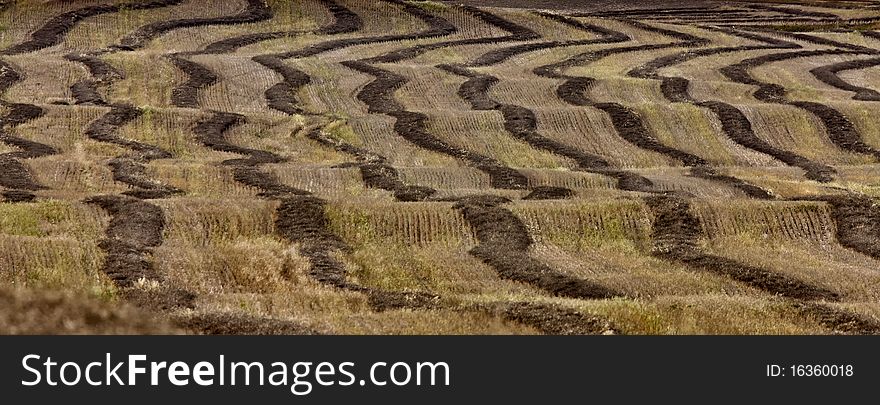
[0,61,55,199]
[720,49,880,160]
[797,195,880,261]
[64,51,122,105]
[629,41,837,183]
[84,104,182,199]
[810,57,880,101]
[176,313,318,335]
[84,195,165,287]
[0,0,184,56]
[167,0,359,108]
[118,0,271,50]
[455,195,622,300]
[194,111,308,198]
[338,3,532,190]
[494,301,616,335]
[793,301,880,335]
[645,194,839,301]
[250,0,363,115]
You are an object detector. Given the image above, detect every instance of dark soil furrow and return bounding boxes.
[0,62,54,200]
[797,195,880,261]
[260,4,622,328]
[629,42,837,182]
[194,111,308,198]
[84,195,165,286]
[645,194,838,301]
[118,0,271,50]
[455,195,622,299]
[793,301,880,335]
[85,104,181,199]
[1,0,183,56]
[176,312,318,335]
[810,57,880,101]
[721,49,880,160]
[494,301,616,335]
[339,3,534,190]
[64,51,123,105]
[175,0,359,112]
[197,113,444,315]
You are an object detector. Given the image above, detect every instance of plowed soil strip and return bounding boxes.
[339,3,534,190]
[720,49,880,160]
[492,301,616,335]
[1,0,183,55]
[438,12,636,197]
[810,57,880,101]
[175,313,317,336]
[628,33,838,182]
[195,111,308,198]
[798,195,880,261]
[532,21,771,196]
[85,104,181,199]
[645,194,837,300]
[456,195,622,300]
[162,0,273,107]
[119,0,271,50]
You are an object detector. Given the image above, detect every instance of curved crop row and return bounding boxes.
[0,61,55,202]
[646,194,880,334]
[339,2,532,190]
[534,20,773,197]
[119,0,271,50]
[628,30,838,182]
[720,49,880,160]
[810,57,880,101]
[3,0,183,55]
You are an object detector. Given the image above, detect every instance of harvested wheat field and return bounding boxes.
[2,0,880,335]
